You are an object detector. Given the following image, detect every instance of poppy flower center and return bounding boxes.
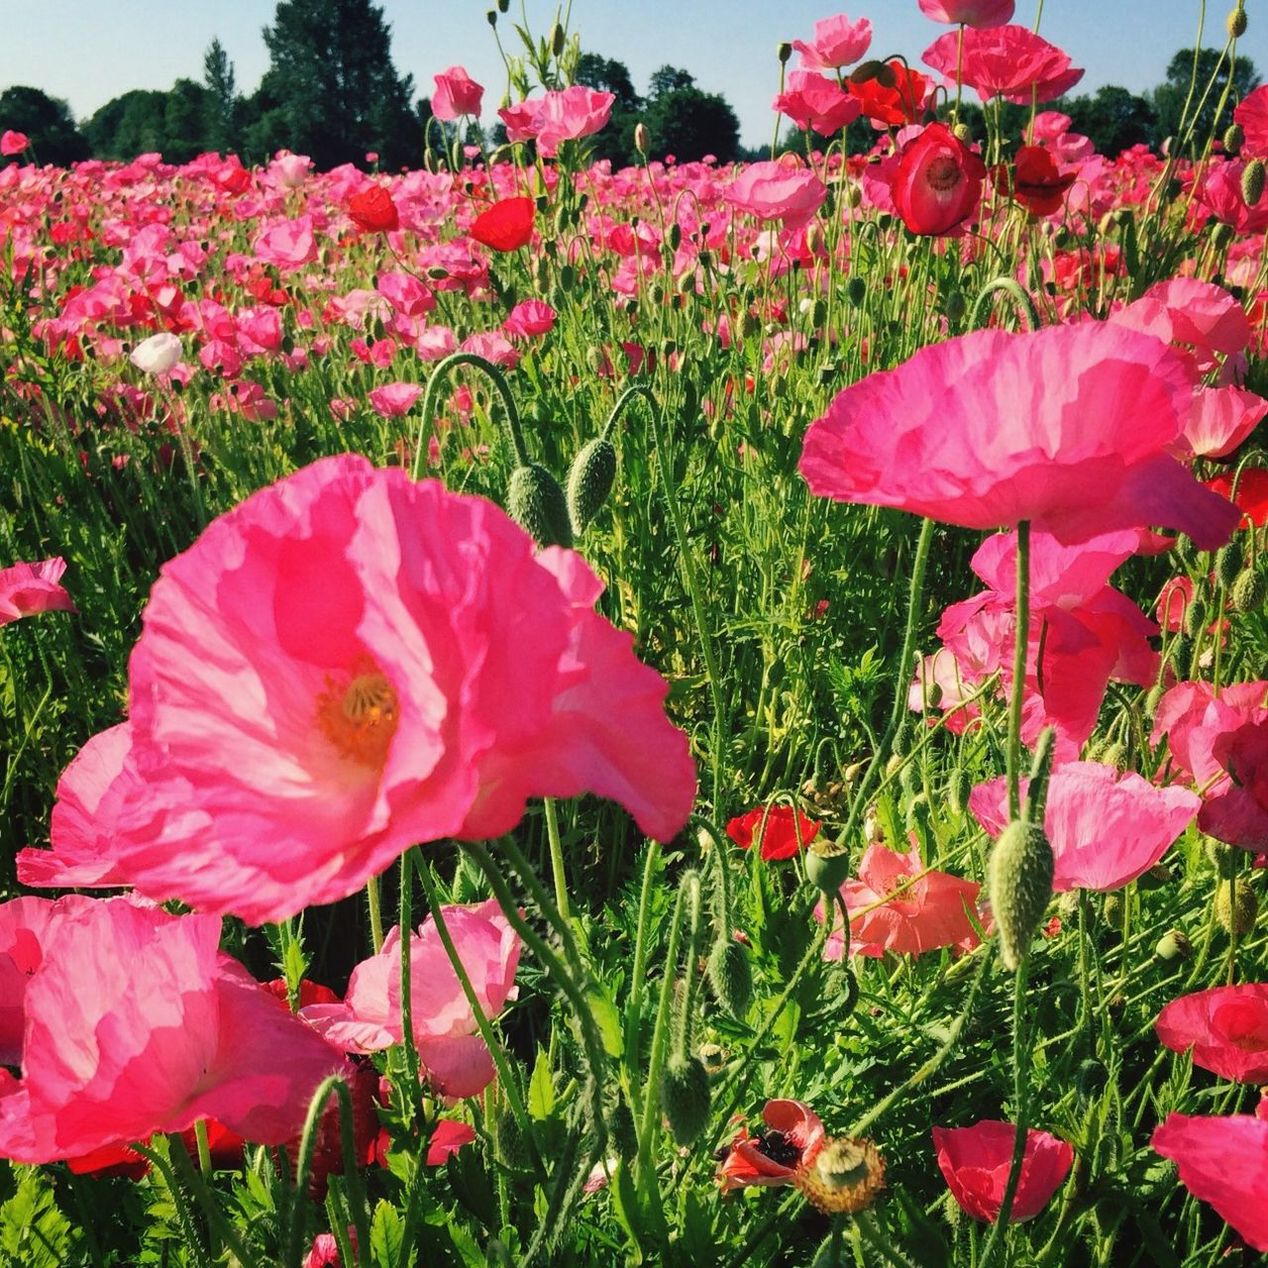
[317,661,399,767]
[754,1129,802,1168]
[925,156,962,192]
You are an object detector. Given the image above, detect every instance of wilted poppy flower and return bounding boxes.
[431,66,484,121]
[716,1099,825,1192]
[970,762,1200,892]
[994,145,1076,215]
[799,322,1240,548]
[1157,983,1268,1083]
[890,123,986,235]
[0,900,347,1163]
[471,197,535,251]
[934,1121,1073,1222]
[74,454,693,924]
[727,161,827,229]
[923,25,1084,103]
[1152,1113,1268,1251]
[726,804,820,860]
[918,0,1015,25]
[791,14,873,70]
[348,186,399,234]
[302,900,520,1098]
[818,840,981,958]
[0,558,75,627]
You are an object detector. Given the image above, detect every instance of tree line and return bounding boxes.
[0,0,1259,172]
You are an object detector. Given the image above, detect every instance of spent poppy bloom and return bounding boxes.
[348,187,399,234]
[1157,983,1268,1083]
[799,322,1240,548]
[716,1099,826,1192]
[129,331,183,375]
[818,839,981,959]
[471,196,535,251]
[431,66,484,121]
[301,900,520,1098]
[0,899,347,1163]
[918,0,1015,25]
[890,122,986,235]
[1152,1113,1268,1251]
[934,1121,1074,1222]
[68,454,693,925]
[727,161,827,230]
[994,145,1076,215]
[791,14,873,71]
[0,558,75,627]
[726,804,821,860]
[970,763,1200,892]
[923,25,1083,103]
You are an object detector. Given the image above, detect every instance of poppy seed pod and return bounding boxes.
[805,836,853,893]
[1225,122,1246,155]
[661,1053,711,1144]
[797,1136,886,1215]
[987,821,1054,971]
[1242,158,1266,206]
[506,463,573,548]
[1215,879,1258,934]
[778,41,793,64]
[1155,929,1192,962]
[1231,565,1267,613]
[634,122,650,155]
[566,437,617,535]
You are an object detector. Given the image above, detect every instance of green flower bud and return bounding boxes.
[1242,157,1265,206]
[846,276,867,306]
[944,289,968,322]
[1216,544,1243,589]
[1103,892,1123,926]
[1229,5,1249,38]
[1212,221,1236,249]
[952,122,973,145]
[609,1099,638,1160]
[1216,879,1258,935]
[566,436,617,535]
[506,463,573,548]
[1225,122,1246,155]
[487,8,498,26]
[1155,929,1192,962]
[1207,837,1243,879]
[806,837,853,894]
[706,938,753,1019]
[1231,565,1267,613]
[987,821,1054,971]
[549,20,566,54]
[660,1053,711,1145]
[777,41,793,64]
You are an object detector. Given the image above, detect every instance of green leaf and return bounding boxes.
[528,1046,556,1121]
[586,987,624,1058]
[369,1198,404,1268]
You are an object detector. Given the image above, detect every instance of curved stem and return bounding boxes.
[412,351,527,479]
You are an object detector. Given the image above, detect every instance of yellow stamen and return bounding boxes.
[316,661,399,767]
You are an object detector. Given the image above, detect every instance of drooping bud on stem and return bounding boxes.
[506,463,573,547]
[566,436,618,535]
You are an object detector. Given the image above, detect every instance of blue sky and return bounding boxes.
[2,1,1265,146]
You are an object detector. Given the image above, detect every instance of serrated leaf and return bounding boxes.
[369,1198,404,1267]
[528,1047,555,1120]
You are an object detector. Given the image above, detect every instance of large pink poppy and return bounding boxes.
[934,1121,1073,1222]
[923,26,1083,104]
[61,455,693,924]
[0,557,75,626]
[799,323,1240,548]
[1157,984,1268,1084]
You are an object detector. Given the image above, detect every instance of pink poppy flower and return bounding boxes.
[1152,1113,1268,1251]
[726,805,821,861]
[1151,681,1268,784]
[923,26,1083,104]
[773,71,862,137]
[716,1099,826,1192]
[727,161,827,230]
[1155,574,1194,634]
[368,382,422,418]
[970,762,1200,892]
[1235,85,1268,160]
[92,455,694,924]
[1199,718,1268,852]
[426,1119,477,1164]
[1110,278,1250,377]
[0,557,75,626]
[253,216,318,272]
[0,900,347,1163]
[0,130,29,157]
[1197,160,1268,234]
[497,98,543,144]
[791,14,873,71]
[1157,984,1268,1083]
[1180,386,1267,459]
[799,323,1240,548]
[918,0,1015,26]
[934,1121,1073,1222]
[17,723,137,888]
[533,86,615,157]
[890,122,986,235]
[432,67,484,121]
[818,840,981,959]
[302,900,519,1098]
[503,299,556,339]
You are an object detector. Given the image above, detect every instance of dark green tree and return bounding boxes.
[1059,86,1156,156]
[203,37,239,153]
[1152,47,1259,153]
[645,85,740,163]
[162,79,211,163]
[648,66,697,99]
[260,0,422,168]
[0,86,89,165]
[83,90,169,160]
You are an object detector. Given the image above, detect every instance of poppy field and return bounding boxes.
[4,1,1268,1265]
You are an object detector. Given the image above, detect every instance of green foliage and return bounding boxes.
[0,87,89,165]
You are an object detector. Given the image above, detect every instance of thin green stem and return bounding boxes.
[543,796,572,923]
[1007,521,1032,821]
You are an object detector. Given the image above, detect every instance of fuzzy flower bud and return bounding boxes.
[1243,157,1266,206]
[506,463,573,548]
[660,1053,711,1145]
[987,820,1054,971]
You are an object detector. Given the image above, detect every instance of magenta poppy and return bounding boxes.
[0,557,75,626]
[1157,984,1268,1083]
[934,1121,1073,1222]
[890,123,986,235]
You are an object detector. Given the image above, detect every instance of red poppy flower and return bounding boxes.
[848,61,932,127]
[348,186,399,234]
[994,145,1076,215]
[1157,984,1268,1083]
[1205,468,1268,528]
[934,1121,1073,1222]
[891,123,986,235]
[726,804,821,860]
[716,1099,825,1192]
[471,196,535,251]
